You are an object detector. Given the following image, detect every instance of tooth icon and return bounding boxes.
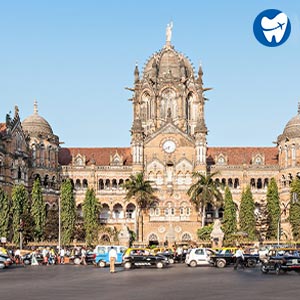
[261,12,288,43]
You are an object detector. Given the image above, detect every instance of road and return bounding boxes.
[1,263,299,300]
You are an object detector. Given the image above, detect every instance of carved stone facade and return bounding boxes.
[1,33,299,244]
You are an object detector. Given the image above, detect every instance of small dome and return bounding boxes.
[22,101,53,136]
[278,108,300,142]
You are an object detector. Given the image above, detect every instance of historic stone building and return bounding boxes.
[1,28,299,245]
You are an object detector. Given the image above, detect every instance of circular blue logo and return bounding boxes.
[253,9,291,47]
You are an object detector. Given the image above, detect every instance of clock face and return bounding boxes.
[163,140,176,153]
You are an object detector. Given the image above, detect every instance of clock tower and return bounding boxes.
[129,25,210,244]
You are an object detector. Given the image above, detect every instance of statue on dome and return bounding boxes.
[166,22,173,43]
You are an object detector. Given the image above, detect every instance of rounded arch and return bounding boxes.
[125,203,136,219]
[112,203,123,219]
[99,234,111,243]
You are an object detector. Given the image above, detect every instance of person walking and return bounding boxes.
[109,246,118,273]
[233,246,245,270]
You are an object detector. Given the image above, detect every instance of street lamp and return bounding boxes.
[58,197,61,251]
[277,192,298,246]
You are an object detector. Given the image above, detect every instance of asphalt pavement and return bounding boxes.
[1,263,300,300]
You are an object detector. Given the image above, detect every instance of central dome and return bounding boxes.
[22,101,53,136]
[143,45,195,80]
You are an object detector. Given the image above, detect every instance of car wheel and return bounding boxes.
[0,263,5,269]
[169,258,174,264]
[74,257,81,265]
[189,260,197,268]
[247,259,256,268]
[23,259,31,265]
[216,259,226,268]
[124,261,132,270]
[156,261,164,269]
[261,264,269,274]
[98,261,106,268]
[275,265,281,275]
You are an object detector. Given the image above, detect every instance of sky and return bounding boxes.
[1,0,300,148]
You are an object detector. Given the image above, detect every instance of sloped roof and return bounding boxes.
[59,147,132,166]
[207,147,278,166]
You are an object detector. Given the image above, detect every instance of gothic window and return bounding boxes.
[155,208,160,216]
[264,178,269,188]
[126,203,136,219]
[32,145,36,167]
[112,179,117,189]
[105,179,110,189]
[257,178,262,189]
[44,175,49,187]
[228,178,233,188]
[292,144,296,160]
[18,167,22,180]
[186,207,191,216]
[221,178,226,186]
[234,178,239,189]
[119,179,124,188]
[99,179,104,190]
[113,203,123,219]
[83,179,88,188]
[250,178,256,188]
[149,233,159,242]
[100,204,110,221]
[75,179,81,189]
[40,145,45,166]
[75,157,83,166]
[182,233,192,242]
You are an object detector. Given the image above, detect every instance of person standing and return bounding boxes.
[233,246,245,270]
[109,246,118,273]
[81,247,87,265]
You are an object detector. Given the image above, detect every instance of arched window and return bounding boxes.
[83,179,88,188]
[100,204,110,222]
[264,178,269,188]
[112,179,117,189]
[221,178,226,186]
[182,233,192,242]
[75,179,81,189]
[234,178,239,189]
[250,178,256,188]
[105,179,110,189]
[99,179,104,190]
[228,178,233,188]
[257,178,262,189]
[126,203,136,219]
[119,179,124,188]
[113,203,123,219]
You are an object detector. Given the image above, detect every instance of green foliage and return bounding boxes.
[187,171,223,227]
[239,186,256,240]
[123,173,158,241]
[43,208,59,241]
[197,224,213,241]
[11,184,31,244]
[266,178,280,240]
[31,178,46,241]
[222,186,237,242]
[0,188,11,239]
[289,178,300,240]
[83,188,101,246]
[60,179,76,245]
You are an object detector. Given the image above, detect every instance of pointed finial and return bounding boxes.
[298,102,300,115]
[34,99,38,115]
[134,62,140,83]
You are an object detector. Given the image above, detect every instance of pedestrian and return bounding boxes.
[233,246,245,270]
[81,247,87,265]
[60,248,65,264]
[109,246,117,273]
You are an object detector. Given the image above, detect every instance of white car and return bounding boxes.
[185,248,215,267]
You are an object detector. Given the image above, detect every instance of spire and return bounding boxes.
[298,101,300,115]
[34,99,38,115]
[134,62,140,84]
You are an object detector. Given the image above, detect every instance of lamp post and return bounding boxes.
[58,197,61,251]
[277,192,298,246]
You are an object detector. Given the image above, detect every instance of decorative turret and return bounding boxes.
[134,63,140,84]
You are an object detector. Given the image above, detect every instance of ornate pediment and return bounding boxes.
[176,158,193,172]
[73,154,86,166]
[146,159,164,171]
[252,153,265,165]
[110,151,124,166]
[216,154,227,165]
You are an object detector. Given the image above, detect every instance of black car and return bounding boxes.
[209,252,259,268]
[0,254,12,269]
[70,251,96,265]
[22,252,44,265]
[261,248,300,275]
[123,254,169,269]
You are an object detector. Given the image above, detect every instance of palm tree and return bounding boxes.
[187,171,223,227]
[123,173,158,243]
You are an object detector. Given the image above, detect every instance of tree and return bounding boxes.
[197,224,213,241]
[60,179,76,245]
[31,178,46,241]
[83,188,102,246]
[0,188,11,239]
[43,208,59,241]
[123,173,158,242]
[289,178,300,240]
[187,171,223,227]
[266,178,280,240]
[11,184,31,245]
[222,186,237,242]
[239,186,256,240]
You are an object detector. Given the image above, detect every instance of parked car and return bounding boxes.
[209,248,259,268]
[151,248,176,264]
[94,245,127,268]
[0,254,12,269]
[22,252,44,265]
[71,250,96,265]
[185,248,215,267]
[123,253,169,269]
[261,248,300,275]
